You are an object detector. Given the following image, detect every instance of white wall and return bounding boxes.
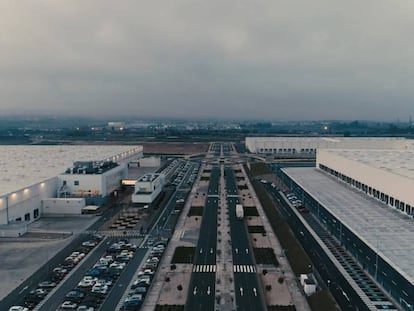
[42,198,85,215]
[132,185,162,203]
[102,164,127,196]
[0,177,57,225]
[246,137,414,153]
[57,164,127,197]
[317,149,414,208]
[139,157,161,167]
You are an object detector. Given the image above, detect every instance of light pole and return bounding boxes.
[5,196,9,225]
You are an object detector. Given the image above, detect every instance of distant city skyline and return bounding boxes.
[1,1,414,121]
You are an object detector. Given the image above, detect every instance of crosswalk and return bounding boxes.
[84,230,145,237]
[192,265,217,273]
[233,265,256,273]
[192,264,257,273]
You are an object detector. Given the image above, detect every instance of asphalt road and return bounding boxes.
[186,165,220,311]
[99,248,148,311]
[38,237,117,311]
[265,183,371,311]
[225,167,266,311]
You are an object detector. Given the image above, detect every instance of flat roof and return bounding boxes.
[321,149,414,181]
[0,145,141,196]
[283,167,414,284]
[137,173,162,182]
[247,137,408,141]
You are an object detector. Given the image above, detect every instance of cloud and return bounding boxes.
[0,0,414,120]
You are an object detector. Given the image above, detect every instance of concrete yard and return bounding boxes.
[0,216,97,300]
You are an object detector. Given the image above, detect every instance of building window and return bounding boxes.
[16,217,22,222]
[24,213,30,221]
[34,209,39,219]
[74,180,79,186]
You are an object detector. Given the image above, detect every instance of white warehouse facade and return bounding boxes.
[58,160,128,206]
[132,173,165,204]
[0,145,143,229]
[245,137,414,154]
[317,149,414,217]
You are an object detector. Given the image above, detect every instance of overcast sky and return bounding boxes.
[1,1,414,121]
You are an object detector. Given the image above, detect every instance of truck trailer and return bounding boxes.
[236,204,244,220]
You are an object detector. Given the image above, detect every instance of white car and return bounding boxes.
[60,301,78,309]
[91,283,109,294]
[82,240,97,247]
[9,307,29,311]
[78,276,97,287]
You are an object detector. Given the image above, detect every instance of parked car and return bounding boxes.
[38,281,57,288]
[78,276,97,288]
[82,240,98,247]
[91,283,109,294]
[65,290,86,303]
[9,306,29,311]
[60,301,78,309]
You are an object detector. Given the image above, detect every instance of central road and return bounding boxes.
[185,165,220,310]
[225,166,266,311]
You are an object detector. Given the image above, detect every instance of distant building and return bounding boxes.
[107,122,126,131]
[139,156,161,168]
[245,137,414,155]
[132,173,165,204]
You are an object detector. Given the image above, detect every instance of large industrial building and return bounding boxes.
[0,145,143,236]
[245,137,414,154]
[279,148,414,310]
[317,149,414,216]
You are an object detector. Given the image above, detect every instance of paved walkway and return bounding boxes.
[215,164,236,310]
[141,164,206,310]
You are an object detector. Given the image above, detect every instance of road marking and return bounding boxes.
[207,286,211,295]
[200,248,203,254]
[240,287,244,296]
[233,265,256,273]
[192,265,217,273]
[210,248,213,254]
[245,248,249,254]
[18,285,28,294]
[193,286,197,295]
[253,288,257,296]
[235,248,238,254]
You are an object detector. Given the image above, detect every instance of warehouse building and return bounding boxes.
[57,160,128,206]
[279,149,414,309]
[0,145,143,235]
[317,149,414,216]
[245,137,414,155]
[132,173,165,204]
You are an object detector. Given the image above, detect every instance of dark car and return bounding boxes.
[121,299,142,311]
[65,289,86,303]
